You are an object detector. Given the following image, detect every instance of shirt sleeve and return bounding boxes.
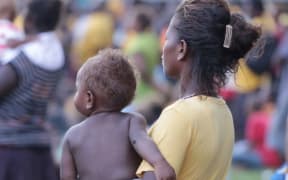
[136,106,193,177]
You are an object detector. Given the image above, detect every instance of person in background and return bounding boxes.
[267,11,288,161]
[61,0,115,139]
[0,0,64,179]
[0,0,24,64]
[233,97,282,169]
[70,0,114,73]
[269,15,288,179]
[241,0,276,34]
[223,0,278,141]
[124,11,163,122]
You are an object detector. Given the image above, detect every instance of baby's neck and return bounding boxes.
[89,107,120,116]
[0,15,11,21]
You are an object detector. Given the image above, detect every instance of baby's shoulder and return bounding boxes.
[125,112,146,124]
[63,120,88,144]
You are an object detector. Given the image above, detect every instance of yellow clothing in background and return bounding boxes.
[234,14,275,93]
[229,4,242,13]
[252,13,276,34]
[107,0,124,17]
[14,15,24,30]
[137,96,234,180]
[73,12,114,65]
[235,59,263,93]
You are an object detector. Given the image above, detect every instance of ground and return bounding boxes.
[229,167,274,180]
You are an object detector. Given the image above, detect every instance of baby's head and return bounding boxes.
[74,48,137,116]
[0,0,16,21]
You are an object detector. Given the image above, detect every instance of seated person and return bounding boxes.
[233,98,283,168]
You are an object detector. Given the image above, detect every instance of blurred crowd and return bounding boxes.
[1,0,288,178]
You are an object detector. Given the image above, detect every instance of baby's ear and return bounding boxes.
[86,90,94,110]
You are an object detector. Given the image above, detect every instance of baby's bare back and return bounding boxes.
[68,112,141,180]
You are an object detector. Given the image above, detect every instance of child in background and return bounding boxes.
[60,48,175,180]
[233,97,283,168]
[0,0,24,64]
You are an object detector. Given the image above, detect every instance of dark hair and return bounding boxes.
[251,0,264,15]
[135,12,151,31]
[174,0,261,95]
[26,0,62,32]
[78,48,137,111]
[0,0,16,21]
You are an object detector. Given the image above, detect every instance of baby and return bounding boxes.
[0,0,24,64]
[60,48,175,180]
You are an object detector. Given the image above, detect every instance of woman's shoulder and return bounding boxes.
[163,96,203,111]
[159,98,201,123]
[163,96,227,116]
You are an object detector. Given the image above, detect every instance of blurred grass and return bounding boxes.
[228,167,266,180]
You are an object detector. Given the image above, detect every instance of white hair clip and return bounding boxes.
[223,24,233,48]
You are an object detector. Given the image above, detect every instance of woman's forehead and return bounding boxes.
[169,15,178,27]
[166,16,179,38]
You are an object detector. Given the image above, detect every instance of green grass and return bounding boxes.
[228,167,273,180]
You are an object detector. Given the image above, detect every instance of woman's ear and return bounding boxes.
[86,90,94,110]
[177,39,188,61]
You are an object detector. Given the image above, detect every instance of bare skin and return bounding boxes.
[61,50,175,180]
[61,111,175,180]
[0,64,18,97]
[6,35,37,49]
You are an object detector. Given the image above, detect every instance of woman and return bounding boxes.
[0,1,64,179]
[137,0,261,179]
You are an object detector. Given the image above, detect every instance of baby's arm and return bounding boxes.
[7,35,36,48]
[129,113,176,180]
[60,131,77,180]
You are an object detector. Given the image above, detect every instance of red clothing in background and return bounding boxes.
[246,111,282,167]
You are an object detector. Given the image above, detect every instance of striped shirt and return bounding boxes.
[0,32,64,146]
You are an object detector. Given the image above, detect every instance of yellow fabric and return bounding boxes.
[122,30,136,53]
[229,5,242,13]
[14,15,24,30]
[252,13,276,34]
[107,0,124,17]
[235,59,262,93]
[137,96,234,180]
[234,13,275,93]
[73,12,114,65]
[279,13,288,27]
